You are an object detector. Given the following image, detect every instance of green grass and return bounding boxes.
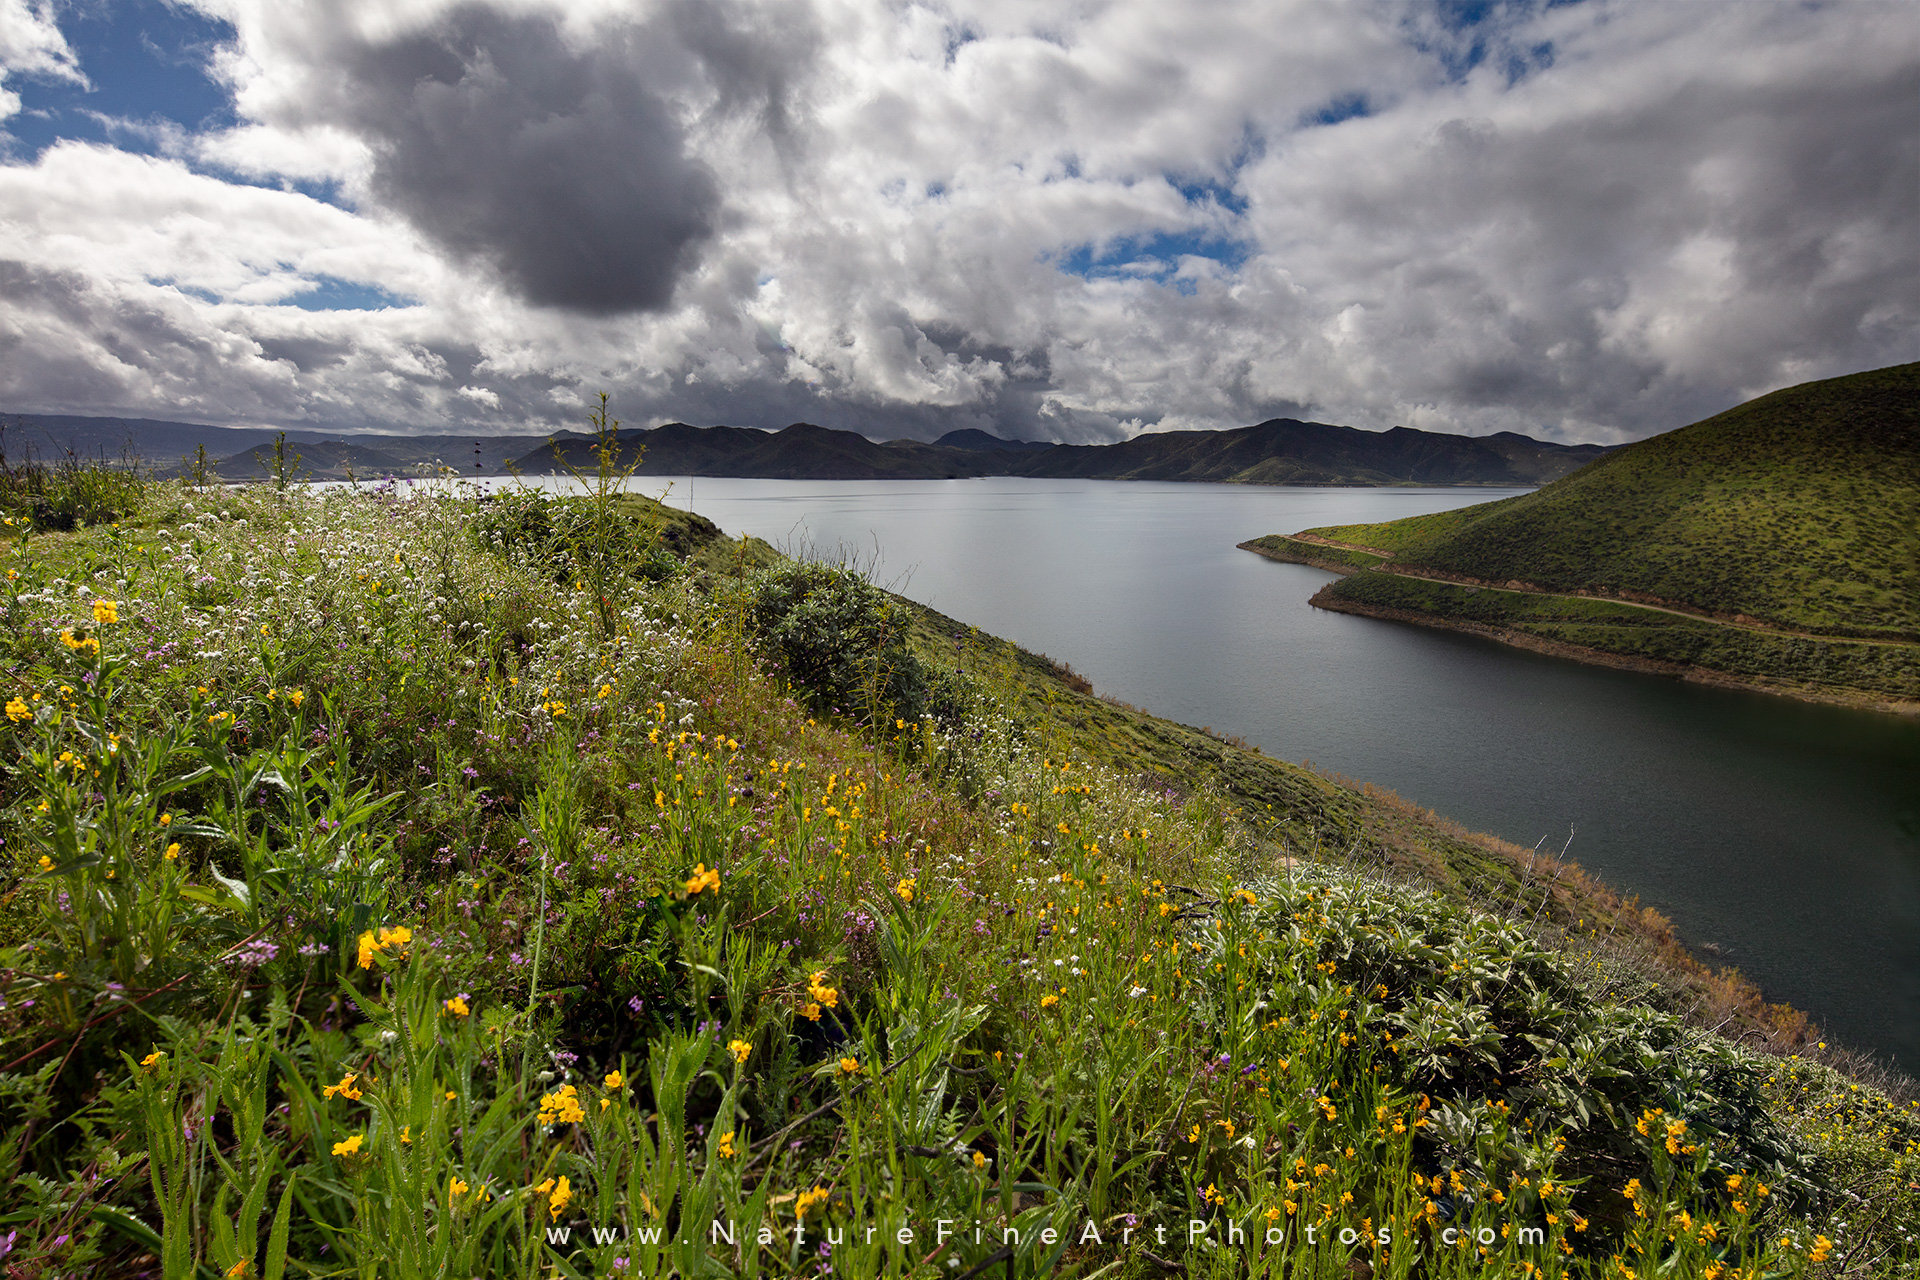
[1301,363,1920,640]
[0,470,1913,1278]
[1238,536,1388,574]
[1322,574,1920,702]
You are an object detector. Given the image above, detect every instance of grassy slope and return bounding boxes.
[1261,365,1920,703]
[0,479,1913,1277]
[1310,363,1920,638]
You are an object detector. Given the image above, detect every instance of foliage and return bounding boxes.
[746,558,930,726]
[0,431,150,531]
[0,474,1910,1279]
[1299,362,1920,640]
[1323,572,1920,700]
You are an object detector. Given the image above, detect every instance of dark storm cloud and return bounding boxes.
[319,5,719,314]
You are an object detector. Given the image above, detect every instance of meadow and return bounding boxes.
[0,444,1914,1278]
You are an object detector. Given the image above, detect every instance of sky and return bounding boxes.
[0,0,1914,445]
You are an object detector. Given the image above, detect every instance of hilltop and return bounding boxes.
[1241,363,1920,708]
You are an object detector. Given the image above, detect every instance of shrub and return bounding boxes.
[746,560,928,724]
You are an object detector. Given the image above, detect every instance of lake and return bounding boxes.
[500,474,1920,1073]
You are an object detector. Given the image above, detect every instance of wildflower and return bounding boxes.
[378,925,412,949]
[164,843,180,861]
[536,1175,572,1221]
[92,599,119,625]
[795,1186,828,1219]
[807,972,839,1008]
[1217,1120,1236,1140]
[449,1177,469,1208]
[838,1056,860,1076]
[718,1131,736,1158]
[322,1072,364,1101]
[331,1134,364,1157]
[538,1085,585,1126]
[140,1051,165,1069]
[356,931,379,969]
[728,1039,751,1065]
[973,1151,987,1169]
[895,877,916,903]
[5,697,29,722]
[445,1091,458,1101]
[37,855,52,871]
[684,862,721,895]
[1809,1236,1832,1263]
[1041,990,1062,1009]
[226,1261,251,1278]
[604,1068,624,1089]
[287,690,304,708]
[801,1001,822,1021]
[443,996,470,1017]
[158,812,171,826]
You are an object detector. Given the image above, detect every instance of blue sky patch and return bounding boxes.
[1305,92,1372,128]
[1173,178,1248,216]
[3,0,235,159]
[1050,228,1249,287]
[289,278,418,312]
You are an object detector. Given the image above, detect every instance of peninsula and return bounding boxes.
[1241,363,1920,711]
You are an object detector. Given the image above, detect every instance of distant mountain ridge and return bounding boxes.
[518,417,1608,486]
[0,410,1609,487]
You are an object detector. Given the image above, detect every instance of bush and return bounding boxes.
[746,560,928,724]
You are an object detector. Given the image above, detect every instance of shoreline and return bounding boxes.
[1240,537,1920,717]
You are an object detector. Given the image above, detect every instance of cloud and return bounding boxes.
[0,0,86,122]
[234,3,722,314]
[1,0,1914,443]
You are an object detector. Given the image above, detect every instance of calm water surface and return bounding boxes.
[521,475,1919,1071]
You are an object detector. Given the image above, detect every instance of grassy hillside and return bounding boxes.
[1303,364,1920,639]
[0,466,1913,1277]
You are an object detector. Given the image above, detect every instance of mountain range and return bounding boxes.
[0,411,1609,487]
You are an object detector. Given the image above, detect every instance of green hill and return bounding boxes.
[1316,364,1920,637]
[1246,364,1920,706]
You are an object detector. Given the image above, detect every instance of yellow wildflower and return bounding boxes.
[449,1176,469,1207]
[92,599,118,625]
[37,855,52,871]
[684,862,721,895]
[5,697,30,722]
[443,996,470,1017]
[895,877,916,903]
[140,1051,165,1069]
[165,842,180,860]
[226,1260,251,1278]
[331,1134,364,1157]
[728,1039,751,1065]
[795,1186,828,1218]
[538,1175,572,1221]
[838,1056,860,1076]
[604,1069,624,1089]
[322,1072,364,1101]
[538,1084,585,1127]
[718,1131,736,1158]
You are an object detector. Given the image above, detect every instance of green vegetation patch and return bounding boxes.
[0,468,1912,1277]
[1324,573,1920,701]
[1314,365,1920,638]
[1240,535,1388,573]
